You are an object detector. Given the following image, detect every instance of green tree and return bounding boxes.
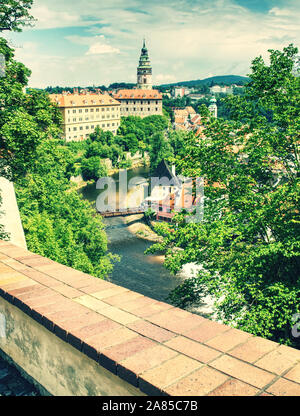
[147,45,300,346]
[149,132,173,170]
[0,1,116,278]
[0,0,35,32]
[16,138,115,278]
[81,156,108,181]
[0,39,61,181]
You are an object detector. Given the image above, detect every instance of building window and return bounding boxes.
[91,125,94,129]
[102,108,104,111]
[148,108,150,111]
[73,109,76,113]
[90,108,94,112]
[73,118,76,122]
[80,126,83,130]
[86,126,89,129]
[79,109,82,113]
[73,127,77,131]
[85,109,88,113]
[96,108,99,112]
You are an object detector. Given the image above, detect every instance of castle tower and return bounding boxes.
[137,39,152,90]
[208,95,218,118]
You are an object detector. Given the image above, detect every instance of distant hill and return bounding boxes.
[159,75,250,88]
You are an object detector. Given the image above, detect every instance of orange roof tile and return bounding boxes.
[49,92,120,108]
[113,89,163,100]
[190,114,201,124]
[185,106,196,114]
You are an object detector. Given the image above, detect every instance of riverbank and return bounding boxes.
[125,214,162,242]
[70,157,150,193]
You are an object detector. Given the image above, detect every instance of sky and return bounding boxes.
[4,0,300,88]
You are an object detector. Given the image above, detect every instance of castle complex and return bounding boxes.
[114,40,163,118]
[50,40,163,141]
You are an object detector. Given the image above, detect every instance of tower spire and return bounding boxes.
[137,39,152,90]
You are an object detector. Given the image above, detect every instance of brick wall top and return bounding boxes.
[0,241,300,396]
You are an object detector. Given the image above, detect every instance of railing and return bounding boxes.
[98,207,145,217]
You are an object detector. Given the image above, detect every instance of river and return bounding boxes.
[79,166,184,303]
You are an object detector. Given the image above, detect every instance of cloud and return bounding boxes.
[30,5,81,29]
[269,7,293,16]
[65,34,120,55]
[86,43,120,55]
[154,74,177,84]
[7,0,300,88]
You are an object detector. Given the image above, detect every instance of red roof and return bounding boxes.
[49,92,119,107]
[113,89,163,100]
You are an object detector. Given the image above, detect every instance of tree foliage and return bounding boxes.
[0,0,35,32]
[0,39,62,181]
[147,45,300,346]
[0,32,116,278]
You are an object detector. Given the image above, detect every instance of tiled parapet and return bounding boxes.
[0,241,300,396]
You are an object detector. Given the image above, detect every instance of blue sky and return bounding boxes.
[4,0,300,88]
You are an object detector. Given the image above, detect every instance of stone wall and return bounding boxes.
[0,241,300,396]
[0,178,26,250]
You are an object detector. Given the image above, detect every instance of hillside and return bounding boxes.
[159,75,249,88]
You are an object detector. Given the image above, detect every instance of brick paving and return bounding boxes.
[0,241,300,396]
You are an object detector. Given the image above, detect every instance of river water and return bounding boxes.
[79,166,184,303]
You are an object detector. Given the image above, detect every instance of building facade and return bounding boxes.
[49,90,121,141]
[208,96,218,117]
[209,85,233,94]
[113,89,163,118]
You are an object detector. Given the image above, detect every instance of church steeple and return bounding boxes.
[137,39,152,90]
[208,95,218,118]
